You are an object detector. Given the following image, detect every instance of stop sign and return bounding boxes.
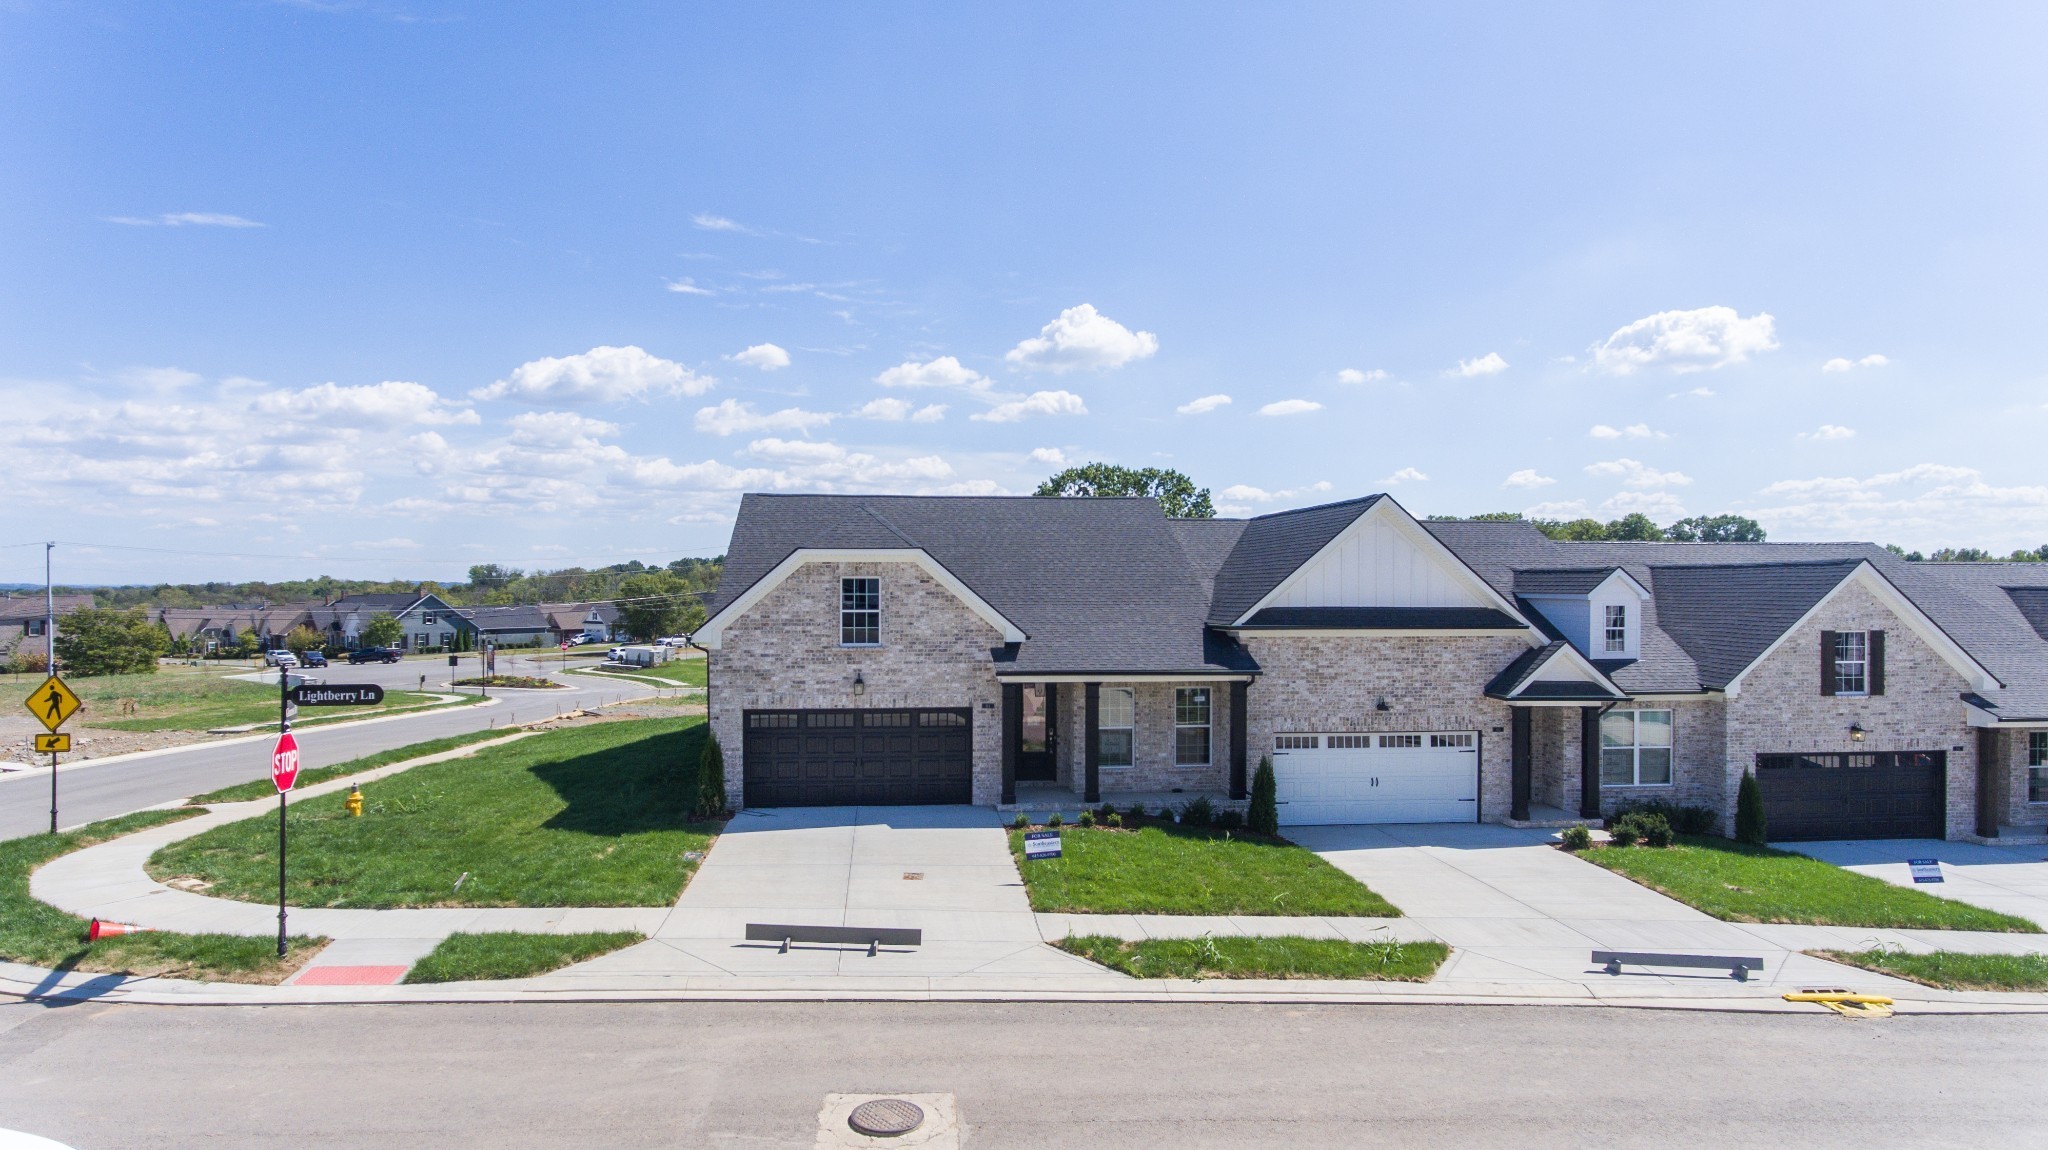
[271,730,301,793]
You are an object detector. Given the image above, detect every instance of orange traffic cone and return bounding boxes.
[87,918,152,941]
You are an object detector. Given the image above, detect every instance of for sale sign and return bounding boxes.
[1907,858,1944,884]
[1023,829,1062,860]
[271,730,301,793]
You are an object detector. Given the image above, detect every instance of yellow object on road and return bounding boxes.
[345,786,364,817]
[1785,991,1894,1017]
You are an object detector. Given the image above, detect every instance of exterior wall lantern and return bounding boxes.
[852,669,866,697]
[1849,722,1866,742]
[1375,697,1391,712]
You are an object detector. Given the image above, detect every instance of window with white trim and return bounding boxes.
[1604,604,1627,653]
[1174,687,1211,765]
[1600,709,1673,786]
[1099,687,1134,767]
[1833,631,1868,695]
[840,577,880,646]
[2030,732,2048,805]
[422,613,436,625]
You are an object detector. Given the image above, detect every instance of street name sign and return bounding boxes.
[271,730,301,793]
[24,675,81,733]
[290,683,385,707]
[34,733,71,754]
[1907,858,1944,884]
[1023,829,1062,860]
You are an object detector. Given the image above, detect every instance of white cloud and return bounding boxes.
[106,212,266,228]
[1382,467,1428,484]
[1755,463,2048,548]
[1669,386,1716,399]
[726,343,790,370]
[876,356,991,391]
[1337,368,1388,384]
[1822,354,1889,373]
[1004,304,1159,373]
[1600,491,1688,519]
[1802,424,1856,440]
[1177,394,1231,415]
[692,398,836,436]
[1219,480,1335,509]
[972,390,1088,423]
[1452,352,1509,378]
[1585,458,1693,488]
[911,404,947,423]
[691,212,749,233]
[1029,447,1068,466]
[1258,399,1323,416]
[1592,306,1777,375]
[1590,423,1664,439]
[1524,500,1590,519]
[473,346,712,404]
[1503,469,1556,489]
[505,411,620,446]
[1589,424,1623,439]
[854,397,913,420]
[664,278,715,296]
[741,438,953,483]
[1222,484,1277,502]
[251,380,479,427]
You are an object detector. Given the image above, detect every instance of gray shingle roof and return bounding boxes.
[1238,607,1524,630]
[1206,496,1384,625]
[1514,568,1621,595]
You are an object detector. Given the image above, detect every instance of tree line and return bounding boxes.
[40,556,725,610]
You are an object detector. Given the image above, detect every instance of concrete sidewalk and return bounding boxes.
[1790,838,2048,926]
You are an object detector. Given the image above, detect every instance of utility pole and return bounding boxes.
[46,542,57,835]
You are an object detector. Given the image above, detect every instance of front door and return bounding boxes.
[1017,684,1057,781]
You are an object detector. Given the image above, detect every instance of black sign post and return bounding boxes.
[289,683,386,707]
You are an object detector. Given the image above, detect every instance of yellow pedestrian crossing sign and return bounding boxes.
[35,733,71,754]
[25,675,81,733]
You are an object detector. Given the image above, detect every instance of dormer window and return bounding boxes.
[1604,604,1627,653]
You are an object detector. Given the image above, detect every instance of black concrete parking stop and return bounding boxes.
[746,923,924,956]
[1593,950,1765,981]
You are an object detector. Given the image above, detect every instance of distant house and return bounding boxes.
[1,593,96,667]
[308,593,423,650]
[152,604,315,652]
[542,602,622,644]
[391,594,469,652]
[454,604,555,648]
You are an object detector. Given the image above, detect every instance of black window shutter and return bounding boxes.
[1868,630,1885,695]
[1820,630,1838,696]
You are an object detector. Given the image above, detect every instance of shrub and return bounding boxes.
[1249,757,1279,835]
[1560,824,1593,851]
[1104,811,1124,829]
[693,729,727,817]
[1607,823,1639,848]
[1047,811,1063,828]
[1214,809,1245,831]
[1013,812,1030,830]
[1612,811,1674,848]
[9,650,49,674]
[1184,796,1215,826]
[1735,770,1767,845]
[1125,803,1147,824]
[1611,799,1717,836]
[1077,809,1095,828]
[1096,804,1116,823]
[53,607,168,676]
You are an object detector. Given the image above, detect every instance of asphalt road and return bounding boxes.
[0,1001,2036,1148]
[0,655,663,841]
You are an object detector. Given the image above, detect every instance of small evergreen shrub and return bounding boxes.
[693,730,727,817]
[1611,799,1717,836]
[1104,811,1123,829]
[1736,770,1767,845]
[1013,812,1030,830]
[1214,809,1245,832]
[1184,796,1215,826]
[1607,823,1639,848]
[1125,803,1147,824]
[1611,811,1674,848]
[1047,811,1063,828]
[1249,757,1279,836]
[1559,824,1593,851]
[1077,809,1095,828]
[1096,804,1116,823]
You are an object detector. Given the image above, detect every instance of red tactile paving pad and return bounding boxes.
[292,965,408,986]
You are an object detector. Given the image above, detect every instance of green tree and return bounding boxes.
[1665,514,1767,543]
[283,624,326,654]
[467,563,521,591]
[1248,757,1279,836]
[53,607,169,676]
[362,613,405,648]
[1034,463,1216,519]
[1533,513,1667,542]
[617,572,703,641]
[1604,513,1666,541]
[696,729,728,817]
[1735,770,1767,845]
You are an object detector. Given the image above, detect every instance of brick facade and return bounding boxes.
[1049,681,1236,795]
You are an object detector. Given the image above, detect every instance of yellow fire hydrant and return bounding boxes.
[345,785,364,818]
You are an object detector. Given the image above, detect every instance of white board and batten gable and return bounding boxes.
[1234,498,1542,642]
[1523,569,1650,661]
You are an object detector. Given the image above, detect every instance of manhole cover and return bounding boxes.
[848,1098,925,1137]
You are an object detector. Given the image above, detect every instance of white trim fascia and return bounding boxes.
[1595,568,1652,600]
[1505,642,1627,700]
[693,548,1025,650]
[1230,497,1541,645]
[1722,562,1999,698]
[995,672,1257,684]
[1964,699,2048,728]
[1224,627,1527,639]
[1504,699,1618,708]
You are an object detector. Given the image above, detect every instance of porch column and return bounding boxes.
[1083,681,1101,805]
[1977,727,2003,840]
[1579,707,1602,820]
[1229,680,1249,800]
[1001,681,1021,806]
[1510,707,1532,822]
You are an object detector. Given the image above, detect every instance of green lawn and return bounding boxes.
[1811,948,2048,991]
[577,657,705,687]
[1008,824,1400,916]
[149,717,721,908]
[404,930,645,983]
[1581,835,2039,932]
[187,728,515,805]
[1059,934,1448,980]
[66,667,460,732]
[451,675,566,689]
[0,809,325,983]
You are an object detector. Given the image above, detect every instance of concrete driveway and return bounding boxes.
[1790,839,2048,928]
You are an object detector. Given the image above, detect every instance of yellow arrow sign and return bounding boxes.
[24,675,81,733]
[35,733,71,754]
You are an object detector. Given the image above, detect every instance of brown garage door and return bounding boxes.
[743,708,973,807]
[1754,751,1946,841]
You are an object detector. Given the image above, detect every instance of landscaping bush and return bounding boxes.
[1184,796,1215,826]
[1736,770,1767,844]
[1612,798,1717,836]
[1215,809,1245,832]
[1047,811,1063,828]
[1125,803,1147,824]
[1560,824,1593,851]
[1077,809,1095,828]
[1104,811,1123,829]
[694,729,726,817]
[8,650,49,674]
[1013,812,1030,830]
[1607,823,1639,848]
[1249,757,1279,836]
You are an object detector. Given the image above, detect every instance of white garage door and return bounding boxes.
[1271,732,1480,825]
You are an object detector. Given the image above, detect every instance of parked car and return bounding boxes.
[262,650,299,668]
[300,650,328,668]
[348,646,402,665]
[656,636,692,648]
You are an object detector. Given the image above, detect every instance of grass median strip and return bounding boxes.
[74,667,461,733]
[403,930,646,983]
[1009,824,1399,917]
[1580,835,2038,932]
[1810,948,2048,991]
[151,717,719,909]
[1,810,325,984]
[187,728,514,805]
[1058,934,1448,980]
[574,659,705,687]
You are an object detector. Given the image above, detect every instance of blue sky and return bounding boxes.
[4,2,2047,584]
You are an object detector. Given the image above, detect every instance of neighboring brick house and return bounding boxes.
[1,592,95,667]
[698,493,2048,843]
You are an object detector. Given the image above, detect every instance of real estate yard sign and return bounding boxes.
[1907,858,1944,884]
[1023,829,1061,860]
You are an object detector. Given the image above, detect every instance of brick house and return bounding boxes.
[1,592,95,667]
[697,493,2048,843]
